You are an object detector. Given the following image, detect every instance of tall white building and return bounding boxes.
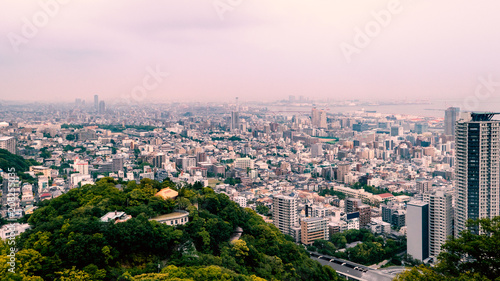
[407,201,429,261]
[423,190,453,258]
[0,136,16,154]
[273,194,298,237]
[455,112,500,237]
[73,158,89,175]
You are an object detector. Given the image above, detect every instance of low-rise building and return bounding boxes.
[0,223,30,240]
[150,210,189,226]
[100,211,132,223]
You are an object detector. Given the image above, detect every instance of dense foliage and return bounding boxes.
[318,188,346,200]
[1,178,342,281]
[0,149,38,173]
[396,216,500,281]
[325,229,406,266]
[351,183,412,197]
[0,148,38,183]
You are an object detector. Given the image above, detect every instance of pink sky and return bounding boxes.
[1,0,500,105]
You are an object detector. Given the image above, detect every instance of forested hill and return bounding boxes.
[1,178,342,281]
[0,148,38,182]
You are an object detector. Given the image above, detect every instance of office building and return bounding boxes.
[415,122,429,134]
[234,157,254,170]
[231,111,239,131]
[99,101,106,114]
[311,108,327,128]
[301,217,329,245]
[381,204,406,228]
[391,210,406,228]
[273,194,298,236]
[94,94,99,111]
[311,143,323,158]
[336,163,350,183]
[0,136,16,154]
[407,201,429,261]
[455,112,500,237]
[416,180,430,194]
[152,153,167,168]
[381,204,394,223]
[444,107,460,136]
[345,198,370,227]
[112,156,124,172]
[423,190,453,258]
[73,158,89,175]
[391,126,403,136]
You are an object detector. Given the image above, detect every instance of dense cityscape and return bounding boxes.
[3,1,500,280]
[0,96,498,280]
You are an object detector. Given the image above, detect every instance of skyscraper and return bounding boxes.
[311,108,327,128]
[99,101,106,114]
[423,190,453,258]
[231,111,239,131]
[407,201,429,261]
[273,194,298,236]
[311,108,319,127]
[444,107,460,136]
[94,95,99,112]
[455,112,500,236]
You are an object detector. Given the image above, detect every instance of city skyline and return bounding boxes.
[2,1,500,104]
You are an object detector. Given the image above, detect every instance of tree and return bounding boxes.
[55,267,93,280]
[397,216,500,281]
[66,134,76,141]
[16,179,342,281]
[313,239,337,256]
[436,216,500,280]
[330,233,347,249]
[255,204,269,216]
[40,148,51,159]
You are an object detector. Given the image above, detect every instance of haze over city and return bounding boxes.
[1,2,500,281]
[2,0,500,104]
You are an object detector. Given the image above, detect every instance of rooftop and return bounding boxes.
[155,188,179,200]
[150,211,189,221]
[377,193,394,198]
[471,112,500,121]
[408,200,428,207]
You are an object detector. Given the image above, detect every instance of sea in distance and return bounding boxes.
[263,98,500,118]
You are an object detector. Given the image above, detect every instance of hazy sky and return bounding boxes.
[2,0,500,105]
